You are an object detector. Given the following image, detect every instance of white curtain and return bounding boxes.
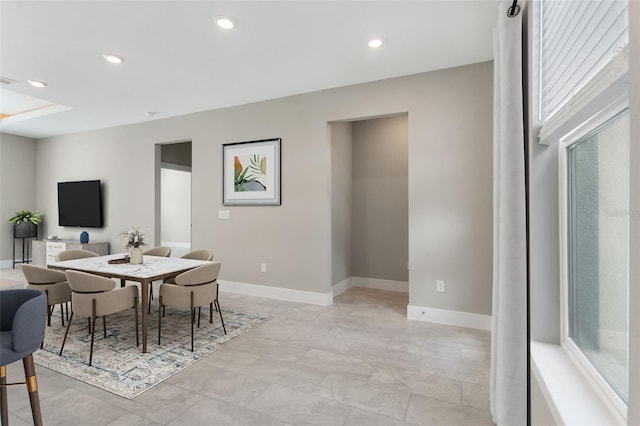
[490,1,527,425]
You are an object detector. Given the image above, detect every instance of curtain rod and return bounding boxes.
[508,0,521,17]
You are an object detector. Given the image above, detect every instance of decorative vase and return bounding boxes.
[130,246,143,264]
[80,231,89,243]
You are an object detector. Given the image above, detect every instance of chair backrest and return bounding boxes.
[65,270,116,293]
[56,249,99,261]
[143,246,171,257]
[181,249,213,261]
[0,289,46,353]
[175,262,221,286]
[21,264,67,284]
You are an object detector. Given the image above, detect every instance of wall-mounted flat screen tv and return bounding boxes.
[58,180,104,227]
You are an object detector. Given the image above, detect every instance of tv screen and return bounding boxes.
[58,180,104,227]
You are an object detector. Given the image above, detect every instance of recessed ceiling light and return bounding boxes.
[215,16,235,29]
[368,39,383,49]
[103,53,124,64]
[27,80,48,88]
[145,111,160,117]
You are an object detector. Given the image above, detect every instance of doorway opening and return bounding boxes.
[156,141,192,257]
[330,113,409,303]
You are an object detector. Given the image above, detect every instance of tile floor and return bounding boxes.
[1,267,494,425]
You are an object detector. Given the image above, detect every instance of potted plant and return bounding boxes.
[119,226,147,264]
[9,210,43,238]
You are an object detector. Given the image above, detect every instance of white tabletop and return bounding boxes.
[48,253,210,279]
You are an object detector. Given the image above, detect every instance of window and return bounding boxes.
[566,111,629,403]
[533,0,632,420]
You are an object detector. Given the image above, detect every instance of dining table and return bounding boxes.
[48,253,210,353]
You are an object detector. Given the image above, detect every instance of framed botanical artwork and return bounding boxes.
[222,138,281,205]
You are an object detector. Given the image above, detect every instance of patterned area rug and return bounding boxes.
[34,305,270,399]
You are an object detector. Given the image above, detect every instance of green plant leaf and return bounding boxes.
[9,210,43,224]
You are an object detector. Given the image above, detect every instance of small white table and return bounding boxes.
[49,254,210,353]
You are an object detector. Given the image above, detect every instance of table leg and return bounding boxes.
[141,279,150,353]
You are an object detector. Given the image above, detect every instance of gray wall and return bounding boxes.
[330,121,353,286]
[407,66,493,315]
[25,61,492,315]
[352,114,408,282]
[0,133,38,263]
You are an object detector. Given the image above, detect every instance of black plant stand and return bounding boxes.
[13,222,37,269]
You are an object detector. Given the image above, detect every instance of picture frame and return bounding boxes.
[222,138,281,206]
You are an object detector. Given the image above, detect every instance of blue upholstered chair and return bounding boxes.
[0,289,47,426]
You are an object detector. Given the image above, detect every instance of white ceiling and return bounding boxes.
[0,1,498,139]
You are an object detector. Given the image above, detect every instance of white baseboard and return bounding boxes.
[0,259,20,269]
[407,304,492,330]
[219,280,333,307]
[332,277,353,297]
[216,278,489,329]
[352,277,409,293]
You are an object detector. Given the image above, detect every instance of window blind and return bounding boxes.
[539,0,628,125]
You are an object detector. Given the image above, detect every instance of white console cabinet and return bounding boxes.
[32,240,110,266]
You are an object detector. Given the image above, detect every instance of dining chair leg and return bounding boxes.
[158,296,162,345]
[209,302,213,323]
[103,316,107,338]
[197,307,201,328]
[60,303,65,327]
[1,365,8,426]
[190,310,194,352]
[134,296,139,347]
[23,355,43,426]
[214,299,226,335]
[45,290,51,327]
[59,312,74,356]
[190,292,195,352]
[89,299,97,366]
[147,282,155,315]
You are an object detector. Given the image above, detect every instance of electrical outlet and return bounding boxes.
[261,263,267,273]
[436,280,445,293]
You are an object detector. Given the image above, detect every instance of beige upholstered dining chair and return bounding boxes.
[158,262,225,352]
[60,270,139,366]
[163,249,214,285]
[55,249,98,261]
[21,264,71,327]
[136,246,172,307]
[143,246,172,257]
[180,249,213,261]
